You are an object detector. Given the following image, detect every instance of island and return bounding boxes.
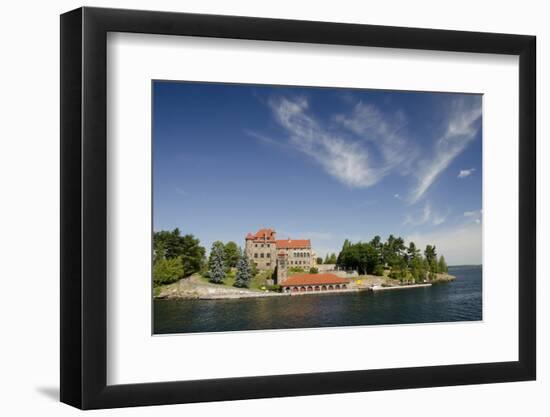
[154,227,455,300]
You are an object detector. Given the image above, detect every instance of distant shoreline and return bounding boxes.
[448,265,482,268]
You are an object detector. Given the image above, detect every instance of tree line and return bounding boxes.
[336,235,448,283]
[152,229,449,287]
[153,228,254,287]
[317,253,337,265]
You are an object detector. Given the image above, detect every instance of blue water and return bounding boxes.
[153,265,482,334]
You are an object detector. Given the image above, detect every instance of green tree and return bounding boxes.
[424,245,438,277]
[438,255,448,273]
[424,244,437,264]
[153,228,205,276]
[223,241,240,268]
[382,235,405,268]
[309,267,319,274]
[337,242,380,275]
[336,239,352,268]
[326,253,338,264]
[208,241,225,270]
[406,242,420,267]
[209,242,226,284]
[234,252,252,288]
[179,234,206,275]
[250,260,258,277]
[410,256,426,283]
[153,256,184,286]
[389,256,408,282]
[153,228,184,259]
[316,257,323,265]
[373,264,385,276]
[336,235,446,282]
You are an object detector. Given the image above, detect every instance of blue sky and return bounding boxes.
[153,81,482,265]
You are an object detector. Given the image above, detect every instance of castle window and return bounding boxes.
[254,253,258,258]
[266,262,270,266]
[260,253,264,258]
[261,244,264,247]
[266,253,270,258]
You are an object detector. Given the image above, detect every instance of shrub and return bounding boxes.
[266,284,282,292]
[309,267,319,274]
[153,256,184,286]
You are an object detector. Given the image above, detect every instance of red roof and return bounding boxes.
[282,273,350,287]
[276,239,311,249]
[246,228,276,241]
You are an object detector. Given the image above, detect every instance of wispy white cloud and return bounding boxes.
[266,97,418,189]
[433,213,448,226]
[394,193,401,199]
[409,97,482,203]
[260,95,481,206]
[268,97,382,188]
[404,202,447,226]
[243,129,291,150]
[464,209,482,224]
[334,101,416,175]
[458,168,476,178]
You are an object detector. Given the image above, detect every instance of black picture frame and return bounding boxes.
[60,6,536,410]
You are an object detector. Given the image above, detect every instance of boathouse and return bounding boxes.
[281,273,350,293]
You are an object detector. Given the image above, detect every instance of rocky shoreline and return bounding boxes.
[154,273,456,300]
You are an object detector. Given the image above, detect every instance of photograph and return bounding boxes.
[152,81,483,334]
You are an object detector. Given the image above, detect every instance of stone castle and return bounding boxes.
[244,228,317,282]
[245,227,351,292]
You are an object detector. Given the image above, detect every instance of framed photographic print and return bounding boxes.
[60,6,536,409]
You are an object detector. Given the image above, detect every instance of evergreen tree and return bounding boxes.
[438,255,448,273]
[410,256,426,283]
[234,251,252,288]
[209,242,226,284]
[336,239,352,268]
[424,245,437,264]
[424,245,438,277]
[335,235,446,281]
[208,241,225,270]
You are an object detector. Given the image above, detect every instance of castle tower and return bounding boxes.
[276,251,288,285]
